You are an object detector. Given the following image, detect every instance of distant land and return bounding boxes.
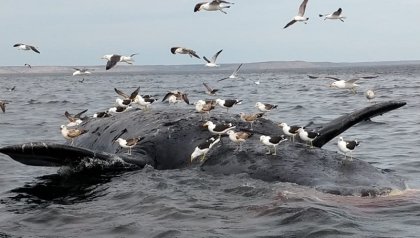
[1,60,419,75]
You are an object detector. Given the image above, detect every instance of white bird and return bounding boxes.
[162,91,190,105]
[215,98,242,113]
[337,137,360,161]
[203,49,223,67]
[319,8,346,22]
[195,99,216,121]
[255,102,277,113]
[297,127,320,148]
[203,121,235,138]
[60,125,88,146]
[114,137,145,155]
[284,0,309,29]
[194,0,234,14]
[13,43,40,54]
[219,64,243,81]
[72,68,92,76]
[133,95,158,110]
[278,123,301,143]
[191,135,220,163]
[226,130,253,151]
[107,105,133,114]
[170,47,200,59]
[326,76,361,94]
[259,135,287,155]
[365,89,376,102]
[101,53,138,70]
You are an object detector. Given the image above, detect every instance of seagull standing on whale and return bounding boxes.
[170,47,200,59]
[194,0,234,14]
[284,0,309,29]
[13,43,40,54]
[337,137,360,161]
[114,137,145,155]
[101,53,138,70]
[203,49,223,67]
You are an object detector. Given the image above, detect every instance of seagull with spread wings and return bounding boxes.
[284,0,309,29]
[203,49,223,67]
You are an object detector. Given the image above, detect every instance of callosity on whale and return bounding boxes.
[0,101,407,196]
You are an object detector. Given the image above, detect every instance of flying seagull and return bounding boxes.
[13,43,40,54]
[203,82,219,96]
[72,68,92,76]
[284,0,309,29]
[218,63,243,81]
[194,0,234,14]
[170,47,200,59]
[319,8,345,22]
[203,49,223,67]
[24,63,32,68]
[101,53,138,70]
[0,100,8,113]
[325,76,362,94]
[162,90,190,105]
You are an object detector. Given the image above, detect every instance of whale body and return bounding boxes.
[0,101,407,196]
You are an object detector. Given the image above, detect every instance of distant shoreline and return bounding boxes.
[1,60,419,75]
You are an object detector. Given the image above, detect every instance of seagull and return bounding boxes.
[170,47,200,59]
[190,135,220,163]
[278,122,301,142]
[6,86,16,92]
[365,89,376,102]
[13,43,40,54]
[326,76,361,94]
[215,98,242,112]
[226,130,253,151]
[114,137,145,155]
[203,49,223,67]
[337,137,360,161]
[60,125,88,146]
[133,95,158,110]
[24,63,32,68]
[255,102,277,113]
[194,0,234,14]
[101,53,138,70]
[297,127,320,148]
[218,64,243,81]
[162,90,190,105]
[64,109,88,127]
[203,121,235,138]
[260,135,287,155]
[195,99,216,121]
[284,0,309,29]
[93,111,111,118]
[319,8,345,22]
[115,87,140,101]
[239,112,264,130]
[72,68,92,76]
[107,105,133,114]
[0,100,8,113]
[203,82,219,95]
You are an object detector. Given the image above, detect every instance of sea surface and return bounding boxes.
[0,64,420,237]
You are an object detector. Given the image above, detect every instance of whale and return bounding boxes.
[0,100,407,196]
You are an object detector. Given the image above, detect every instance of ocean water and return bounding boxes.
[0,64,420,237]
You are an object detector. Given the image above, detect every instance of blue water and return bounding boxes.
[1,64,420,237]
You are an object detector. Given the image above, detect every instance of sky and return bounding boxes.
[1,0,420,66]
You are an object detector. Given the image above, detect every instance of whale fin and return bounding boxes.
[0,142,120,167]
[313,100,406,148]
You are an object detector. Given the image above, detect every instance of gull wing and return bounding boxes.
[203,82,213,92]
[325,76,342,81]
[29,45,40,54]
[162,92,174,102]
[333,8,342,16]
[0,101,6,113]
[106,57,119,70]
[203,56,211,64]
[211,49,223,63]
[347,78,361,83]
[114,88,130,99]
[187,49,200,59]
[298,0,309,16]
[129,87,141,100]
[284,20,297,29]
[182,94,190,105]
[74,109,88,118]
[218,77,229,82]
[233,63,243,74]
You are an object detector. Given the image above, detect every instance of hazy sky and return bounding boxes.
[1,0,419,66]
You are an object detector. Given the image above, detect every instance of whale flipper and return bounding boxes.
[313,101,406,147]
[0,142,123,167]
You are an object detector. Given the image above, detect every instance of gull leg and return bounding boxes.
[273,146,277,155]
[219,9,227,14]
